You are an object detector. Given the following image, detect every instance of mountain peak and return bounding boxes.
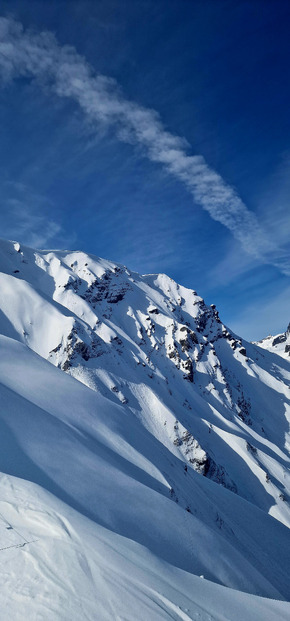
[0,238,289,618]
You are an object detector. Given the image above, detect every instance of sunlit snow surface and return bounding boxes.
[0,239,289,620]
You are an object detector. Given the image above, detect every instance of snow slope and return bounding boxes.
[0,238,289,619]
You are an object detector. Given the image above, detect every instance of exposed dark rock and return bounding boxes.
[112,336,123,345]
[190,330,198,344]
[179,337,190,352]
[50,343,62,354]
[246,442,257,455]
[182,358,193,382]
[62,360,71,372]
[272,333,286,346]
[107,291,125,304]
[74,342,90,361]
[63,277,82,292]
[204,456,237,493]
[82,271,129,305]
[237,393,252,425]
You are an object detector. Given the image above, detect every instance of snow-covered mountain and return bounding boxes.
[0,238,289,620]
[254,324,290,360]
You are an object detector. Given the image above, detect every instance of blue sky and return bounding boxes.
[0,0,289,340]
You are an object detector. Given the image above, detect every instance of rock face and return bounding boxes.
[0,238,289,524]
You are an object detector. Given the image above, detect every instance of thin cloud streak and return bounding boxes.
[2,199,61,248]
[230,284,290,342]
[0,181,74,249]
[0,16,289,273]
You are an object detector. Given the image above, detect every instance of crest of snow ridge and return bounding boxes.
[0,239,289,523]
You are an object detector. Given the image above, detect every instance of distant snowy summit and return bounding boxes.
[254,323,290,360]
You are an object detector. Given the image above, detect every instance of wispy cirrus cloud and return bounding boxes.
[0,180,74,248]
[230,284,290,342]
[0,16,289,272]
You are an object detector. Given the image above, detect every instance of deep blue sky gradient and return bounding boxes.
[0,0,290,339]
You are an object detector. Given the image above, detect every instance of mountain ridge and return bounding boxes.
[0,237,289,619]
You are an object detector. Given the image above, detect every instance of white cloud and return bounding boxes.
[0,16,289,273]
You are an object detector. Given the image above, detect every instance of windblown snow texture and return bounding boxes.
[0,238,289,620]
